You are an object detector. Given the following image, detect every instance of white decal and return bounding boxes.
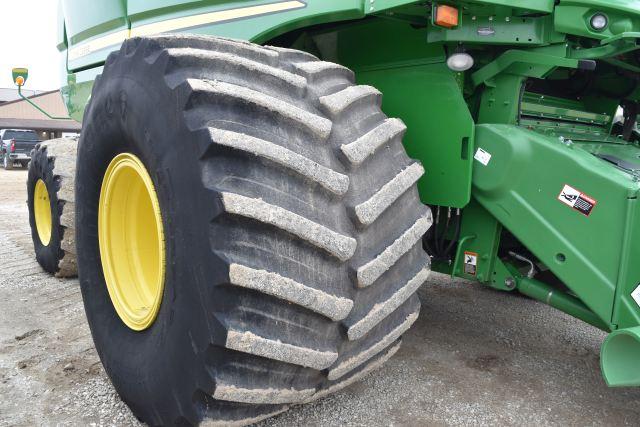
[474,148,492,166]
[632,284,640,309]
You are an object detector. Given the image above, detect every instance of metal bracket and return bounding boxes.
[471,50,586,88]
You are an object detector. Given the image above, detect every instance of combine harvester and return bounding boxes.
[22,0,640,424]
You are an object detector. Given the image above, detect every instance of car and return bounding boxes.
[0,129,40,170]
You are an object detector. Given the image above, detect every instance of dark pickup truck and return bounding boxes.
[1,129,40,170]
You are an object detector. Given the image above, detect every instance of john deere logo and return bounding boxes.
[12,67,28,86]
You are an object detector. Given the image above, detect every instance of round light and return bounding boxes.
[15,76,24,86]
[447,53,474,72]
[590,13,608,31]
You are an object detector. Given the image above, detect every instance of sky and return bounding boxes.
[0,1,61,91]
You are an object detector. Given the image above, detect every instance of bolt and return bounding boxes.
[505,277,516,290]
[472,16,477,21]
[489,16,494,21]
[506,17,511,22]
[558,136,573,147]
[632,171,640,183]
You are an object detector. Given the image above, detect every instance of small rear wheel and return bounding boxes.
[27,139,78,277]
[76,35,431,425]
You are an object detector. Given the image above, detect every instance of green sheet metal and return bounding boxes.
[555,0,640,41]
[321,18,475,208]
[601,326,640,387]
[472,124,640,328]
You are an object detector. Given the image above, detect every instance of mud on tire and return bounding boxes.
[27,138,78,277]
[76,35,432,425]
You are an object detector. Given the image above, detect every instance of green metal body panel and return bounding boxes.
[57,0,640,387]
[428,15,561,46]
[472,124,640,328]
[63,1,365,70]
[361,66,475,207]
[318,19,475,207]
[555,0,640,40]
[449,199,502,283]
[61,0,128,44]
[468,0,554,13]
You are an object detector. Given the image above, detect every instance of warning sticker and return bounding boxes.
[632,284,640,309]
[558,184,597,217]
[464,251,478,276]
[474,148,492,166]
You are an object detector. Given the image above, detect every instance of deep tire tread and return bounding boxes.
[88,36,431,426]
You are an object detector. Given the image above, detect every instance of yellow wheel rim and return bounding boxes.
[34,179,53,246]
[98,153,165,331]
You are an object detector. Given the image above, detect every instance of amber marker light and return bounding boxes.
[435,5,459,28]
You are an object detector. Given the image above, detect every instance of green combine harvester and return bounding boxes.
[22,0,640,424]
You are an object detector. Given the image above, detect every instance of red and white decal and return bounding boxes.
[558,184,597,217]
[463,251,478,276]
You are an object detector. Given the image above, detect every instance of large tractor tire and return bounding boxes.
[27,138,78,277]
[76,35,431,426]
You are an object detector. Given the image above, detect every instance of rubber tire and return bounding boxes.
[3,153,14,170]
[76,35,431,426]
[27,139,78,277]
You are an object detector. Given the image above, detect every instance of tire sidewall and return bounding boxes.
[27,146,64,273]
[76,44,226,424]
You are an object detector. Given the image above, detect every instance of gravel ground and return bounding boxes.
[1,167,639,426]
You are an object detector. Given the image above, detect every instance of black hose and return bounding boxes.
[438,208,451,257]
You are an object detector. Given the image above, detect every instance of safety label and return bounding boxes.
[474,148,492,166]
[464,251,478,276]
[558,184,597,217]
[632,284,640,309]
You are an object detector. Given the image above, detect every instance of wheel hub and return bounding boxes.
[98,153,165,331]
[34,179,52,246]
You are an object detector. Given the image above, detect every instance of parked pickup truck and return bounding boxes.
[1,129,40,170]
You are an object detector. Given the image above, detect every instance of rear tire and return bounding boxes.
[27,139,78,277]
[76,35,431,426]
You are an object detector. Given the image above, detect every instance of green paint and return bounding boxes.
[58,0,640,387]
[517,276,610,331]
[288,18,476,207]
[472,123,640,327]
[447,198,502,283]
[601,326,640,387]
